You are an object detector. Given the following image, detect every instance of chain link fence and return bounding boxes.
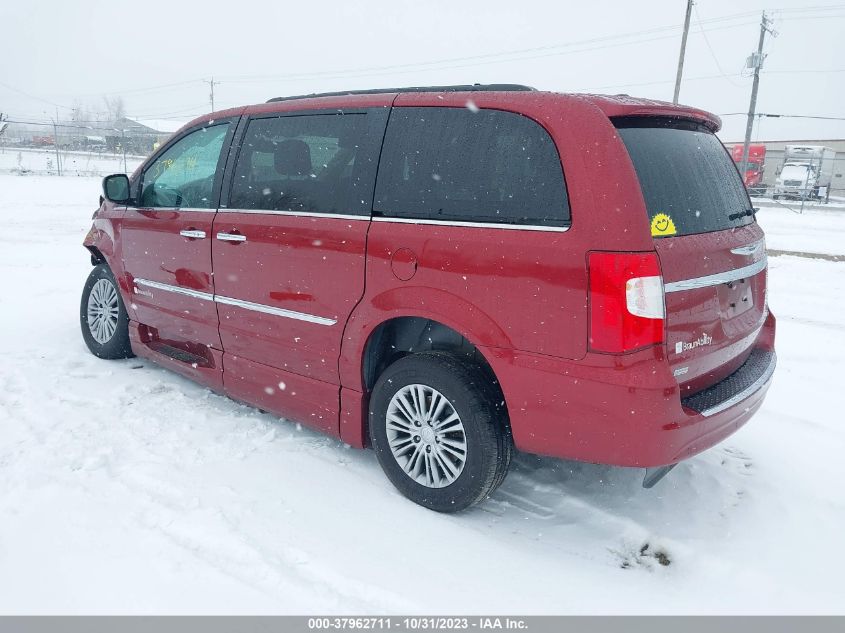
[0,119,172,176]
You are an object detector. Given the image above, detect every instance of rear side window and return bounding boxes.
[616,118,754,238]
[374,107,569,227]
[229,112,381,215]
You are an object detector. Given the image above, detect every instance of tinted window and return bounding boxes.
[374,107,569,227]
[229,113,379,215]
[616,118,754,237]
[140,123,229,208]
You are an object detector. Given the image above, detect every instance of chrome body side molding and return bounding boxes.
[214,294,337,326]
[132,278,336,326]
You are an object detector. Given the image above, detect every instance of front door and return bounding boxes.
[121,121,233,384]
[212,109,386,435]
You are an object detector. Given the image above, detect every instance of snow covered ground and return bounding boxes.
[753,198,845,257]
[1,174,844,615]
[0,147,144,177]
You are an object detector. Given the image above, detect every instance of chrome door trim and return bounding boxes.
[219,208,368,222]
[371,216,571,233]
[127,207,218,214]
[216,232,247,242]
[217,209,570,231]
[179,229,207,239]
[133,278,214,302]
[664,257,768,293]
[132,278,336,326]
[699,352,777,417]
[215,295,337,326]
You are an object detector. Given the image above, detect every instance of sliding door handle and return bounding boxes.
[179,229,206,239]
[216,232,247,243]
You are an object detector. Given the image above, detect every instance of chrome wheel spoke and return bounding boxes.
[394,393,417,423]
[386,383,467,489]
[386,413,413,433]
[388,434,415,452]
[403,443,424,476]
[429,392,447,423]
[434,412,462,432]
[433,448,459,480]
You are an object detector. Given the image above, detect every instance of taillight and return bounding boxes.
[588,252,664,353]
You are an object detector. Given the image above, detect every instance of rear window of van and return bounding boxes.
[615,118,754,238]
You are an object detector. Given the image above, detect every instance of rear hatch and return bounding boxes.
[616,118,768,395]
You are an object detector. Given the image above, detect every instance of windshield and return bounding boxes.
[781,165,811,181]
[616,118,754,238]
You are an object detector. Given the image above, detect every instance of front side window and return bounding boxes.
[229,113,377,215]
[374,107,570,227]
[140,123,230,208]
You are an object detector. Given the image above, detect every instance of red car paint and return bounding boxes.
[85,89,775,469]
[730,143,767,189]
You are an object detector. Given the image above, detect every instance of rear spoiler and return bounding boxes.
[612,107,721,132]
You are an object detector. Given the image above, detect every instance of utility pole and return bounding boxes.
[204,77,219,112]
[120,127,127,173]
[740,12,776,178]
[672,0,694,104]
[52,107,62,177]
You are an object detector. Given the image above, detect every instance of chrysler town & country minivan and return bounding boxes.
[81,85,776,511]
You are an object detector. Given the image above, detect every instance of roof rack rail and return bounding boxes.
[267,84,536,103]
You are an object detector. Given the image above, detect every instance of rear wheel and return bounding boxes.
[369,352,512,512]
[80,264,134,359]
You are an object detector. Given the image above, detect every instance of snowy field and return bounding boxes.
[1,174,844,615]
[0,147,144,177]
[752,197,845,257]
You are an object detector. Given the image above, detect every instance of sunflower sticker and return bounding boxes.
[650,213,677,237]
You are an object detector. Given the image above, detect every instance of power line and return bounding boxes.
[65,78,205,99]
[220,15,765,85]
[694,3,745,87]
[0,81,74,111]
[720,113,845,121]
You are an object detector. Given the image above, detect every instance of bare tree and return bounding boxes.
[70,101,93,123]
[103,96,126,122]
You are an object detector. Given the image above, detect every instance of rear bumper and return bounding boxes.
[681,348,775,417]
[482,312,776,467]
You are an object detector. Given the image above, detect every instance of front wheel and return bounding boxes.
[80,264,134,359]
[369,352,512,512]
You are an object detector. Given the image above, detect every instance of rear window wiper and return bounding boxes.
[728,208,755,221]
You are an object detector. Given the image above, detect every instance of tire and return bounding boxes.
[369,351,512,512]
[80,264,134,359]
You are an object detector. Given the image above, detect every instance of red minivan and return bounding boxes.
[81,85,776,511]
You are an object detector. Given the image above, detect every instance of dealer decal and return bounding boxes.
[650,213,677,237]
[675,333,713,354]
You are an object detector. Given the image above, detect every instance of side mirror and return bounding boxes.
[103,174,131,204]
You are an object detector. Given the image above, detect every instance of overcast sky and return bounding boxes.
[2,0,843,141]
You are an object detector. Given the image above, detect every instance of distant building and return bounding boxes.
[110,117,187,154]
[725,139,845,196]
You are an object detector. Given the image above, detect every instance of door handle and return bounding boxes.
[179,229,206,239]
[216,232,247,243]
